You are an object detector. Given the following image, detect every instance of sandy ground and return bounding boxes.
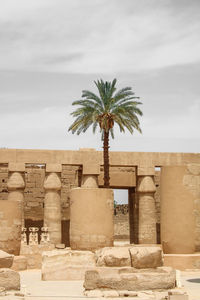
[1,269,200,300]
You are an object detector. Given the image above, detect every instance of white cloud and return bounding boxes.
[0,0,200,73]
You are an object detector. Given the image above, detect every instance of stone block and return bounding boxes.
[42,249,96,280]
[8,163,25,172]
[84,266,176,291]
[0,250,14,268]
[169,295,189,300]
[46,164,62,173]
[0,268,20,290]
[11,256,27,271]
[130,246,163,268]
[95,247,131,267]
[20,244,55,269]
[82,163,100,175]
[137,166,155,176]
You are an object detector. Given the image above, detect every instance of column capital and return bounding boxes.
[44,172,61,191]
[137,175,156,193]
[7,172,25,190]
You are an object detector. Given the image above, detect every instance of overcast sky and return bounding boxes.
[0,0,200,155]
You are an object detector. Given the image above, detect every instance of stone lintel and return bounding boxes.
[82,163,100,175]
[8,163,25,172]
[137,166,155,176]
[46,164,62,173]
[79,148,96,151]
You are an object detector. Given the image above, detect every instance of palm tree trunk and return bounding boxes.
[103,130,110,188]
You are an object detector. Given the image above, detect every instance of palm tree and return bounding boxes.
[68,78,142,188]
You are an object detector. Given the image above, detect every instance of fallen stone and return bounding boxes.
[42,249,96,280]
[0,287,6,296]
[11,256,27,271]
[118,290,138,297]
[14,292,25,297]
[20,243,55,269]
[84,289,103,297]
[0,250,14,268]
[169,295,189,300]
[102,290,119,297]
[130,246,163,268]
[168,289,188,295]
[0,268,20,290]
[84,266,176,291]
[55,244,65,249]
[95,247,131,267]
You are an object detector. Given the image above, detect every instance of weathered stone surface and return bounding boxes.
[118,290,138,297]
[84,289,103,298]
[130,246,163,268]
[0,250,14,268]
[95,247,131,267]
[84,266,175,291]
[42,249,96,280]
[0,268,20,290]
[20,244,55,269]
[11,256,27,271]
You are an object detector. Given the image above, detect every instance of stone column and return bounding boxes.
[7,163,25,202]
[70,163,114,251]
[44,164,62,245]
[137,166,157,244]
[0,163,25,255]
[160,166,195,254]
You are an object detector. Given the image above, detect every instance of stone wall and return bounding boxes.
[114,205,129,239]
[0,164,8,200]
[0,164,80,223]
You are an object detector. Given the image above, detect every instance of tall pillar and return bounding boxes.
[0,163,25,255]
[44,164,62,245]
[128,188,139,244]
[137,166,157,244]
[70,163,114,251]
[160,166,195,254]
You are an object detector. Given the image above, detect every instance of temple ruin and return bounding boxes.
[0,148,199,297]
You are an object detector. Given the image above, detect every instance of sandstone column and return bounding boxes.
[137,166,157,244]
[70,163,114,251]
[0,163,25,255]
[160,166,195,254]
[44,164,62,245]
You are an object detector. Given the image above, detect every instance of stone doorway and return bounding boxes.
[113,189,130,242]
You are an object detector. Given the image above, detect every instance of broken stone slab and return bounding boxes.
[169,295,189,300]
[84,266,176,291]
[129,246,163,268]
[42,265,97,281]
[168,290,189,300]
[11,256,27,271]
[42,249,96,280]
[20,243,55,269]
[84,289,103,298]
[95,247,131,267]
[0,268,20,290]
[0,250,14,268]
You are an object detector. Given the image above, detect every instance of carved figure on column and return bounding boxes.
[29,227,39,245]
[40,227,50,244]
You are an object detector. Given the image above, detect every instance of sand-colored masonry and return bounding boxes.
[161,166,196,254]
[0,149,199,249]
